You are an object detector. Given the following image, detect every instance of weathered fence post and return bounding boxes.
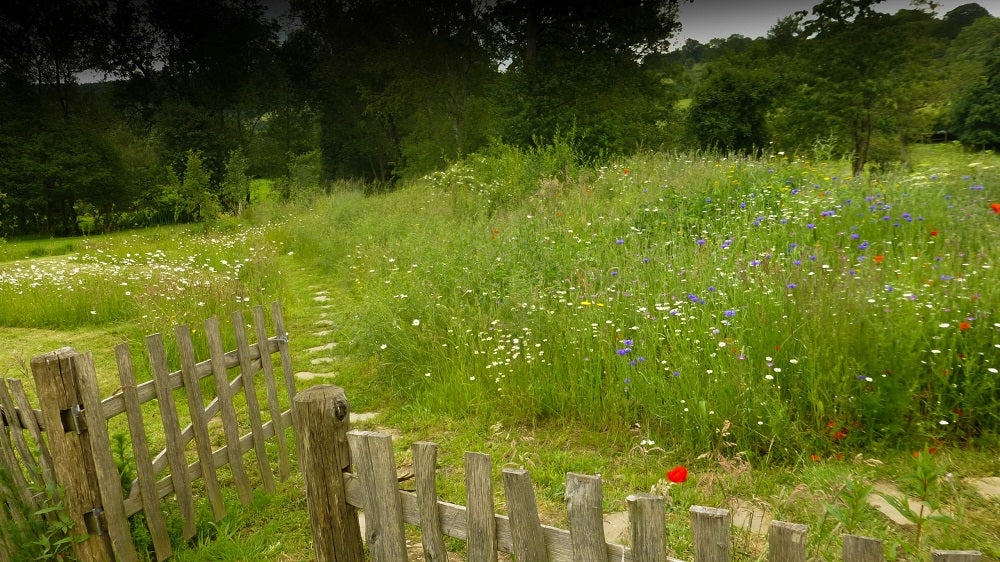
[690,506,731,562]
[30,348,113,561]
[292,384,364,562]
[768,521,807,562]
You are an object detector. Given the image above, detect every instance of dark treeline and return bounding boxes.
[1,0,998,237]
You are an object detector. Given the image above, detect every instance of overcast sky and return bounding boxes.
[674,0,1000,44]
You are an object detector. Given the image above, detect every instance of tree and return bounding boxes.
[950,33,1000,147]
[686,64,775,154]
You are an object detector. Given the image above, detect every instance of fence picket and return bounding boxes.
[253,305,290,481]
[146,333,197,541]
[271,301,304,466]
[347,431,407,561]
[0,379,42,486]
[74,353,139,562]
[175,325,226,521]
[413,441,447,561]
[503,468,547,562]
[768,521,807,562]
[565,472,609,562]
[205,317,254,506]
[690,506,731,562]
[7,378,53,483]
[115,343,173,561]
[465,451,498,562]
[843,534,884,562]
[232,311,277,493]
[629,493,666,562]
[0,413,33,514]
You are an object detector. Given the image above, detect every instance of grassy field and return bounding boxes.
[1,143,998,560]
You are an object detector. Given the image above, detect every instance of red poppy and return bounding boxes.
[874,255,884,263]
[810,454,821,461]
[959,322,971,331]
[832,430,847,441]
[930,230,938,236]
[666,465,688,483]
[992,203,1000,214]
[623,168,629,175]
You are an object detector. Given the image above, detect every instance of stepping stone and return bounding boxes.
[603,511,629,544]
[310,357,335,365]
[867,482,949,527]
[313,295,330,302]
[307,342,337,353]
[733,506,771,535]
[966,477,1000,499]
[321,304,334,309]
[315,319,334,326]
[351,412,379,423]
[312,330,332,337]
[295,371,337,381]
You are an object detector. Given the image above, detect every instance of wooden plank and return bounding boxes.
[769,521,807,562]
[115,343,173,561]
[146,334,197,540]
[0,379,42,485]
[565,472,609,562]
[348,431,407,561]
[98,340,275,420]
[412,442,447,562]
[74,353,140,562]
[690,506,731,562]
[294,386,363,562]
[629,493,666,562]
[205,317,254,506]
[843,535,884,562]
[271,301,304,466]
[7,378,53,483]
[465,451,497,562]
[0,411,33,513]
[931,551,981,562]
[30,347,113,560]
[502,468,547,562]
[253,306,290,481]
[175,325,226,521]
[341,473,641,562]
[232,310,277,493]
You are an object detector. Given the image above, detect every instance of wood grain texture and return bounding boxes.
[7,378,53,483]
[175,325,226,520]
[293,385,363,562]
[412,442,447,561]
[565,472,609,562]
[349,431,408,561]
[271,301,304,465]
[629,493,666,562]
[768,521,807,562]
[253,305,289,481]
[74,353,139,562]
[30,348,113,561]
[205,317,254,506]
[690,505,731,562]
[465,451,497,562]
[232,310,277,493]
[0,379,42,485]
[843,534,884,562]
[146,333,197,540]
[115,343,173,561]
[503,468,547,562]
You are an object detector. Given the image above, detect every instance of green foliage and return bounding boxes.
[878,450,957,553]
[686,64,775,153]
[220,148,251,216]
[823,477,873,533]
[0,466,84,562]
[179,150,220,224]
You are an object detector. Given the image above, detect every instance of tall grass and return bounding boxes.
[280,144,1000,459]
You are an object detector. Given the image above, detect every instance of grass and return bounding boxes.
[0,143,997,560]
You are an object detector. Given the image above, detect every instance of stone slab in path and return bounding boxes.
[312,330,332,337]
[307,342,337,353]
[351,412,379,423]
[966,477,1000,499]
[294,371,336,381]
[867,482,950,527]
[310,357,335,365]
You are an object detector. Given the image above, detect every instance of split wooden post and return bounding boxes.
[502,468,547,562]
[413,442,447,561]
[690,505,731,562]
[292,385,363,562]
[30,348,113,561]
[629,493,666,562]
[931,551,981,562]
[565,473,609,562]
[843,535,884,562]
[768,521,807,562]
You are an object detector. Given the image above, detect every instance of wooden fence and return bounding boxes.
[296,384,983,562]
[0,302,297,561]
